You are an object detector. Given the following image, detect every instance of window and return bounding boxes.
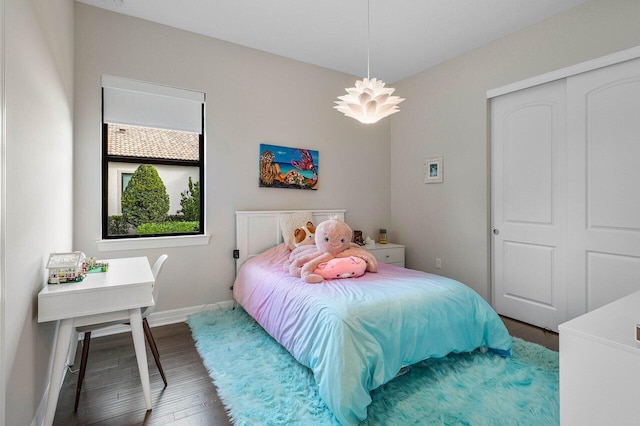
[121,172,132,194]
[102,76,205,239]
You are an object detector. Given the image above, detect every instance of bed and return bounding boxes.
[233,210,512,425]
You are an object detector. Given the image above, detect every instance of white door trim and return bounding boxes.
[487,45,640,99]
[0,0,6,422]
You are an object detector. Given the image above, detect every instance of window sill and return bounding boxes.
[96,234,211,252]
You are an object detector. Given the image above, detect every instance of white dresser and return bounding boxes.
[365,243,405,267]
[559,290,640,425]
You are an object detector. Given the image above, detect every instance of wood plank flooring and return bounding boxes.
[53,323,231,426]
[53,316,557,425]
[501,316,559,352]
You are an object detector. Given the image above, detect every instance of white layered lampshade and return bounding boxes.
[334,78,404,124]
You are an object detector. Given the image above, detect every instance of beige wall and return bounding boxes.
[3,0,74,424]
[390,0,640,300]
[73,4,391,311]
[8,0,638,422]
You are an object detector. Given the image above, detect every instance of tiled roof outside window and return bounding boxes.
[107,123,199,161]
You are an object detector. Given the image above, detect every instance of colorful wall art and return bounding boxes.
[259,144,319,190]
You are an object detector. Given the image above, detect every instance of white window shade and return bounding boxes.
[102,75,204,134]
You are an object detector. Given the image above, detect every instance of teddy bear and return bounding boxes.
[293,221,316,248]
[284,217,377,284]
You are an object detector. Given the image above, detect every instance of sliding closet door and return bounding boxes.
[566,57,640,319]
[491,80,567,331]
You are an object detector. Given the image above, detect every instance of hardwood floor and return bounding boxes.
[53,323,232,426]
[500,315,559,352]
[53,317,557,425]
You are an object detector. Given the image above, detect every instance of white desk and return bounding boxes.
[559,290,640,425]
[38,257,155,426]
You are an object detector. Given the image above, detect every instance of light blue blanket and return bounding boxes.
[234,244,512,425]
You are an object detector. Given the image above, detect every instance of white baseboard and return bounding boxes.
[88,300,235,339]
[32,383,48,426]
[33,300,236,425]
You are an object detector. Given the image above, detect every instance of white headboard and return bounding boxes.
[235,209,346,273]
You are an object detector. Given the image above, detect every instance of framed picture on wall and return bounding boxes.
[259,143,319,190]
[424,157,443,183]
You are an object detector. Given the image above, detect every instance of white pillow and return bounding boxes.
[279,211,314,250]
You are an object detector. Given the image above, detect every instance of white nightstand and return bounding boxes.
[365,243,405,267]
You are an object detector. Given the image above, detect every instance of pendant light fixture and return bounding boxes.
[334,0,404,124]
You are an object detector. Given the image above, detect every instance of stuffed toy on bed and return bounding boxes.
[293,221,316,248]
[314,256,367,279]
[284,217,377,283]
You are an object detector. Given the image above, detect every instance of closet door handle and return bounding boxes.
[493,229,500,235]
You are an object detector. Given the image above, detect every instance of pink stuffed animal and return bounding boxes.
[284,217,377,283]
[314,256,366,280]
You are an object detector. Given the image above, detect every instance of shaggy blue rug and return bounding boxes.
[187,308,558,426]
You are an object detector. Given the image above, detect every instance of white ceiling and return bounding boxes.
[77,0,591,83]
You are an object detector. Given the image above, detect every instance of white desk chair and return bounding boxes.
[73,254,168,411]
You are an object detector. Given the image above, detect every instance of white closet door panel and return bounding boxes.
[567,57,640,319]
[491,80,567,331]
[587,251,640,311]
[587,79,640,230]
[504,105,553,224]
[504,242,554,306]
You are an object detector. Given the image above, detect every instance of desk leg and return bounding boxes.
[129,308,152,410]
[67,329,79,366]
[44,318,74,426]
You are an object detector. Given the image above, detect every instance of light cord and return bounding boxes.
[367,0,370,79]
